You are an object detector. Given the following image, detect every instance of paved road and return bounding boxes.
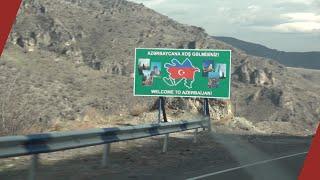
[182,133,309,180]
[187,151,307,180]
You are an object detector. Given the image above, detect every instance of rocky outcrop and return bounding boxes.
[251,69,274,85]
[246,87,282,106]
[10,1,84,63]
[209,100,233,122]
[235,60,274,86]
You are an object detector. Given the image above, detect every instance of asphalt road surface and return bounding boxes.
[183,133,309,180]
[0,131,312,180]
[187,151,307,180]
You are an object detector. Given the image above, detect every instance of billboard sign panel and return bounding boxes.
[134,48,231,99]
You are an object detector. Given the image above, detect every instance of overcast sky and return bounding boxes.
[130,0,320,52]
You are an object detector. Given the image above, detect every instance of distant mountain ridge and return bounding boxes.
[214,36,320,70]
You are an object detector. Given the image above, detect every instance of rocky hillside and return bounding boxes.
[214,36,320,70]
[0,0,319,135]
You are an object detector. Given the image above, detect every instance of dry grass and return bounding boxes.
[0,71,49,135]
[129,104,149,116]
[82,107,106,123]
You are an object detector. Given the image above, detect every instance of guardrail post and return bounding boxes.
[207,116,212,132]
[28,154,38,180]
[162,134,169,153]
[193,128,198,143]
[101,144,111,167]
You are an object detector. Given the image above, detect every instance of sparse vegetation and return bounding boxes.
[0,71,48,135]
[129,105,149,116]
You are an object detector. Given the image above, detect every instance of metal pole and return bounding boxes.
[205,99,212,132]
[161,97,167,122]
[193,128,198,143]
[202,99,207,130]
[205,98,210,116]
[29,154,38,180]
[158,97,162,123]
[162,134,169,153]
[102,144,111,167]
[203,99,207,116]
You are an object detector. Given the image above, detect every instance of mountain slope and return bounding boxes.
[0,0,319,135]
[214,36,320,70]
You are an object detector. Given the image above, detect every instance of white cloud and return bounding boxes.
[282,12,320,22]
[265,12,320,32]
[129,0,320,51]
[277,0,314,5]
[272,21,320,32]
[247,5,260,12]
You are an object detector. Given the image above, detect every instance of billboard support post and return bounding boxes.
[204,98,212,132]
[160,97,167,122]
[158,97,162,123]
[158,97,167,123]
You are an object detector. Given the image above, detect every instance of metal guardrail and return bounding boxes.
[0,118,209,180]
[0,118,208,158]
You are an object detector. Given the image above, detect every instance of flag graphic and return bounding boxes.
[165,59,199,80]
[163,58,199,89]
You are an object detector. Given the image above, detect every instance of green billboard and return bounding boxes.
[134,48,231,99]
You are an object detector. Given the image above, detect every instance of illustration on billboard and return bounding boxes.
[150,62,161,77]
[138,58,150,75]
[134,48,231,99]
[163,58,199,89]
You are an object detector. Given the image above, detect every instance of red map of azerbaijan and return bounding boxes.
[163,58,199,89]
